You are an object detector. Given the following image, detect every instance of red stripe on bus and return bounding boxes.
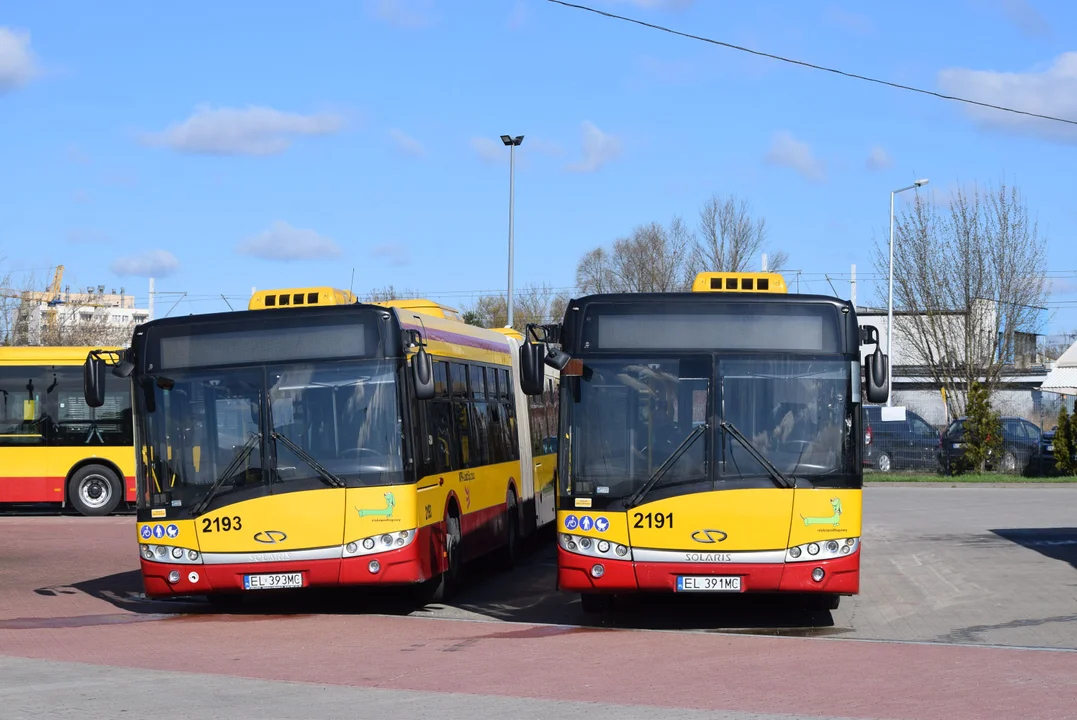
[0,477,65,503]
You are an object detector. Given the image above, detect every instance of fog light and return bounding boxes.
[811,567,825,582]
[362,538,375,550]
[395,537,405,546]
[399,530,410,540]
[597,540,610,553]
[807,543,820,556]
[368,560,381,574]
[579,537,592,550]
[142,545,154,560]
[167,570,180,584]
[566,541,577,551]
[187,550,199,561]
[826,540,839,553]
[591,563,605,578]
[346,542,357,554]
[171,547,183,559]
[614,544,628,557]
[841,545,850,554]
[188,571,200,583]
[789,546,802,559]
[845,538,855,547]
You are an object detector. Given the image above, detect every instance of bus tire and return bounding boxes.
[580,593,613,614]
[430,510,462,604]
[68,464,122,517]
[495,489,520,571]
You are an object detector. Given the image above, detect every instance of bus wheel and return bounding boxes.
[430,512,462,603]
[580,593,614,614]
[495,490,520,571]
[68,465,122,517]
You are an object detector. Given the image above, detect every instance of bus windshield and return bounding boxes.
[563,355,855,501]
[139,358,404,510]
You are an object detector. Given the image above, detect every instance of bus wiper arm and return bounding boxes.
[191,432,262,516]
[270,431,346,488]
[624,423,708,509]
[719,420,795,489]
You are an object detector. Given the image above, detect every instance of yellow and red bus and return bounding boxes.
[82,286,558,602]
[1,346,136,516]
[518,271,890,612]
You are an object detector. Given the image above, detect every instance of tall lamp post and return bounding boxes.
[501,134,524,329]
[887,178,929,407]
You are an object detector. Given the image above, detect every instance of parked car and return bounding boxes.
[862,405,940,472]
[938,416,1048,475]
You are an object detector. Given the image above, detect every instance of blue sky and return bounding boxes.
[1,0,1075,332]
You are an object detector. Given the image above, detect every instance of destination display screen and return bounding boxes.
[156,322,370,369]
[588,304,841,352]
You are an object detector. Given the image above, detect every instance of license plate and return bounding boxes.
[243,572,303,590]
[676,575,742,592]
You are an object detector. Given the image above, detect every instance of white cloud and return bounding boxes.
[999,0,1050,38]
[388,128,424,158]
[866,145,893,171]
[763,130,825,182]
[937,52,1077,143]
[368,0,436,28]
[142,105,345,156]
[236,221,342,261]
[470,137,505,165]
[565,121,621,173]
[0,27,39,94]
[371,243,411,266]
[110,250,180,278]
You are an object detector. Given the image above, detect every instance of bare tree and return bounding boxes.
[361,285,422,303]
[873,180,1049,417]
[576,220,693,294]
[465,283,571,332]
[0,256,17,345]
[689,193,788,274]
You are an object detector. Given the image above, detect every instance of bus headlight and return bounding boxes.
[343,530,416,558]
[786,538,859,563]
[139,544,203,565]
[559,533,632,561]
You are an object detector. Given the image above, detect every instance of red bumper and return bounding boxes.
[140,541,429,598]
[557,546,860,595]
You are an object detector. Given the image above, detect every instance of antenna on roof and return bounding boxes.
[349,268,355,295]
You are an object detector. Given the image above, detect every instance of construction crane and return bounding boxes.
[44,265,64,337]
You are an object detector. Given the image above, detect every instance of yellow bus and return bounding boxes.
[518,271,890,612]
[82,286,558,602]
[0,346,136,516]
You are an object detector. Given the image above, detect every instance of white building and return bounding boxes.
[13,287,149,346]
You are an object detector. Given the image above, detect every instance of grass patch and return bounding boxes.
[865,473,1077,483]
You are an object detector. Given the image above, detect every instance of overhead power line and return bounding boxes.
[546,0,1077,128]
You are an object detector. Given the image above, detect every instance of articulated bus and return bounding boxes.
[82,286,558,602]
[0,346,135,516]
[518,271,890,612]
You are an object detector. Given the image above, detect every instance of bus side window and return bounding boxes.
[425,361,456,474]
[450,363,471,467]
[500,368,520,461]
[545,378,559,454]
[468,365,490,467]
[0,367,46,446]
[528,386,547,456]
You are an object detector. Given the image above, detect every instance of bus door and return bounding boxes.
[0,365,51,502]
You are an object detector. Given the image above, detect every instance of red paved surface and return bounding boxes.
[1,516,1075,719]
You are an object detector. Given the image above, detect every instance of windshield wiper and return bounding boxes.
[270,431,346,488]
[190,432,262,516]
[720,420,795,489]
[624,423,708,509]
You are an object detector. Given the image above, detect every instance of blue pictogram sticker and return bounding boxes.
[140,525,152,540]
[165,524,179,539]
[152,524,165,539]
[594,516,610,533]
[580,515,594,532]
[564,514,579,531]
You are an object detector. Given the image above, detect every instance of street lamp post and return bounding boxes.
[887,178,929,407]
[501,134,524,329]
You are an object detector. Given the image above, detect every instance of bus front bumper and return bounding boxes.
[556,546,860,595]
[139,531,435,598]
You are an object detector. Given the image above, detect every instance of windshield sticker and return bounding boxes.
[801,498,842,527]
[575,497,592,508]
[595,517,610,532]
[564,514,579,530]
[596,486,609,494]
[151,508,166,518]
[358,492,395,519]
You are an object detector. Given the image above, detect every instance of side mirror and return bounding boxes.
[544,347,571,371]
[113,360,135,378]
[413,345,434,401]
[83,355,106,408]
[519,340,545,396]
[865,346,889,404]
